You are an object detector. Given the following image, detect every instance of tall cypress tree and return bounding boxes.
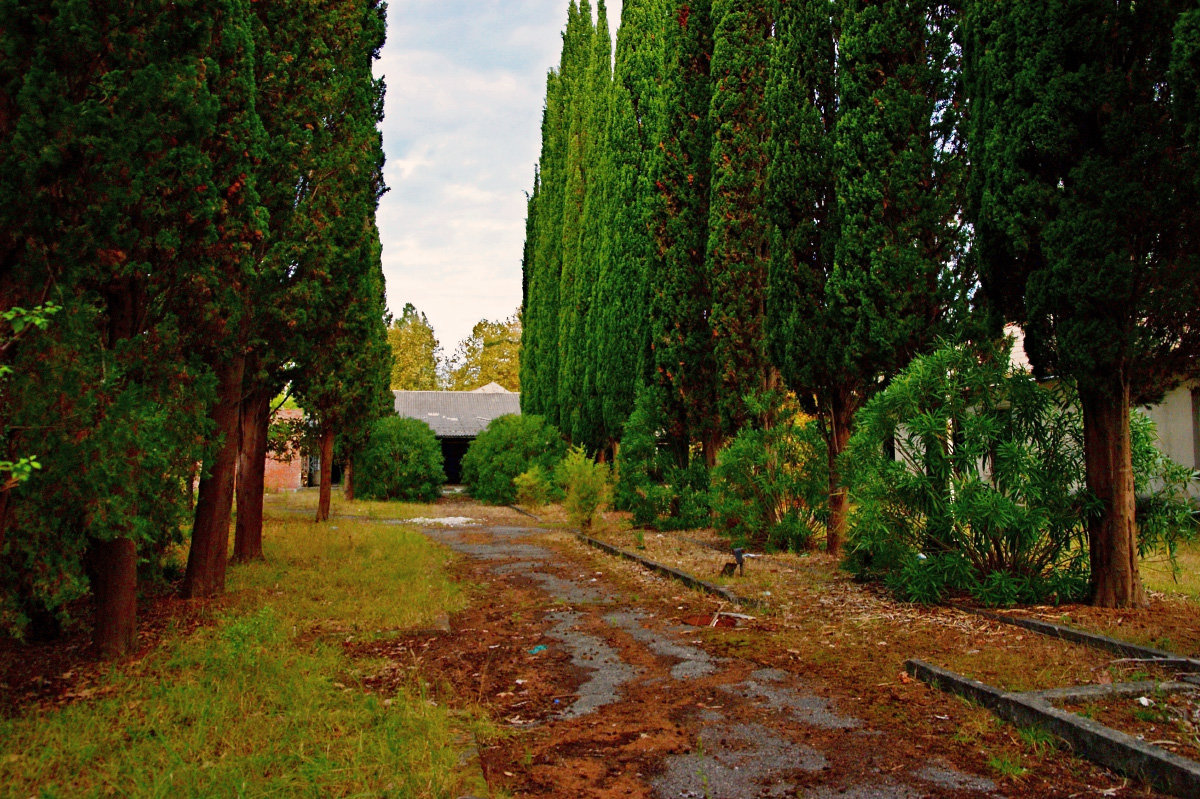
[521,16,572,426]
[592,0,667,453]
[571,1,612,449]
[766,0,864,553]
[557,1,596,440]
[0,0,264,650]
[647,0,718,463]
[706,0,777,437]
[967,0,1200,607]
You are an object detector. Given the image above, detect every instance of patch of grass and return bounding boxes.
[1017,725,1058,756]
[987,752,1027,778]
[1142,539,1200,600]
[0,507,481,798]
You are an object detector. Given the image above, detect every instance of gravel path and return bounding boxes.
[417,520,1004,799]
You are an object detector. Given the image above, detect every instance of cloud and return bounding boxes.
[375,0,620,350]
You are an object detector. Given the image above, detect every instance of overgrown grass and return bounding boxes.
[1141,538,1200,600]
[0,508,485,798]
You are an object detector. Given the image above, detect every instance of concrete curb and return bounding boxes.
[906,659,1200,798]
[573,532,766,610]
[965,609,1200,672]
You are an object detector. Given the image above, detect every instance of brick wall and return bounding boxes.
[264,408,304,492]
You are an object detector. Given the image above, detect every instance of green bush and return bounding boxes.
[615,385,711,530]
[844,338,1196,606]
[354,416,445,502]
[513,465,553,510]
[556,446,612,530]
[710,393,828,551]
[461,414,566,505]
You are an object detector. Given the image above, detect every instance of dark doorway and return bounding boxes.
[441,437,471,484]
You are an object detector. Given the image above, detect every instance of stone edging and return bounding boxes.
[573,532,766,610]
[964,608,1200,673]
[905,659,1200,798]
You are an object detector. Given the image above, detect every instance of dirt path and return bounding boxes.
[364,511,1028,799]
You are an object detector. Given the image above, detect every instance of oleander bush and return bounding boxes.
[461,414,566,505]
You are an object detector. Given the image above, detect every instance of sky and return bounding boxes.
[376,0,622,353]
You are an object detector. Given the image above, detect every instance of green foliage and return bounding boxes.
[513,465,554,511]
[461,414,567,505]
[446,313,521,392]
[646,0,718,456]
[388,303,441,390]
[615,385,712,531]
[706,0,776,436]
[845,339,1196,606]
[710,394,828,551]
[354,417,445,503]
[555,446,613,530]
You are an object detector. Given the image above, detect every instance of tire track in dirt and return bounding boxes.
[405,521,1006,799]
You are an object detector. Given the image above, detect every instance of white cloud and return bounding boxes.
[376,0,620,351]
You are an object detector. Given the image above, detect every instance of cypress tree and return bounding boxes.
[0,0,264,650]
[592,0,668,453]
[289,0,392,524]
[557,1,596,441]
[706,0,777,437]
[521,23,571,425]
[646,0,718,464]
[574,0,613,451]
[967,0,1200,607]
[766,0,863,553]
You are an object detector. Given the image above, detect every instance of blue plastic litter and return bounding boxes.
[529,644,547,654]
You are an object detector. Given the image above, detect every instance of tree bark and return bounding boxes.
[824,391,855,557]
[233,386,271,563]
[1080,381,1147,608]
[316,426,334,522]
[182,354,244,598]
[343,456,354,501]
[87,536,138,658]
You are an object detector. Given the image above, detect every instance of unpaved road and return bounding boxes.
[348,502,1169,799]
[368,515,1022,799]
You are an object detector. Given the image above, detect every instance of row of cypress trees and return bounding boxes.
[0,0,393,655]
[521,0,1200,608]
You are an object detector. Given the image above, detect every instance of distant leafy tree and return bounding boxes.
[966,0,1200,607]
[388,303,441,390]
[446,314,522,392]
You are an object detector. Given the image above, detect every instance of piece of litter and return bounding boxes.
[1137,696,1154,707]
[529,645,547,655]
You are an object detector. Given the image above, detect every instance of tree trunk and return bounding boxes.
[87,536,138,658]
[824,391,855,557]
[182,353,244,598]
[343,456,354,502]
[316,426,334,522]
[233,387,271,563]
[1080,381,1147,608]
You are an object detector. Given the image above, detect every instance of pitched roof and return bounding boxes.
[392,390,521,438]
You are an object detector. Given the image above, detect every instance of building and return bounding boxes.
[393,384,521,483]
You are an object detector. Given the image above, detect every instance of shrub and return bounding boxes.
[461,414,566,505]
[710,392,828,551]
[556,446,612,530]
[844,338,1196,605]
[513,465,553,510]
[354,416,445,502]
[615,385,712,530]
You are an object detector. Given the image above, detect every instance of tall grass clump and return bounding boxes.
[0,508,487,798]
